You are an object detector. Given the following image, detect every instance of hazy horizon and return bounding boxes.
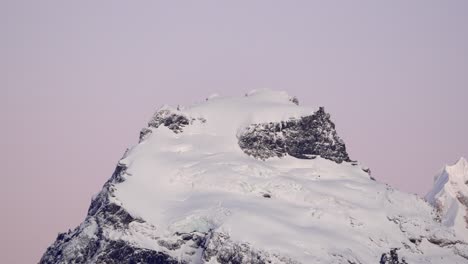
[3,1,468,263]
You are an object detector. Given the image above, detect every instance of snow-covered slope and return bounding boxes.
[41,90,468,263]
[426,157,468,239]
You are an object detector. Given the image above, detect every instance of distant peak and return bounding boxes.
[444,157,468,177]
[455,157,467,166]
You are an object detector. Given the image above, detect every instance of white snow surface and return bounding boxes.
[107,91,467,263]
[426,157,468,239]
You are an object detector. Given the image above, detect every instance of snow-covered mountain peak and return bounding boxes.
[426,157,468,239]
[446,157,468,180]
[41,92,468,263]
[427,157,468,199]
[143,91,350,163]
[146,90,311,139]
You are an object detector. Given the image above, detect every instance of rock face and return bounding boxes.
[238,107,350,163]
[40,91,468,263]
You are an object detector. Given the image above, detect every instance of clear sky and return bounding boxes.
[2,1,468,263]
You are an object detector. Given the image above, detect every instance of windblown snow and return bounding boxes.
[41,90,468,264]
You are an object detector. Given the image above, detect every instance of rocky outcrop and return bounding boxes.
[148,108,191,134]
[139,108,207,142]
[238,107,350,163]
[41,224,179,264]
[379,248,408,264]
[146,108,206,134]
[201,232,299,264]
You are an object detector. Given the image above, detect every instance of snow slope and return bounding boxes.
[426,157,468,239]
[41,90,468,263]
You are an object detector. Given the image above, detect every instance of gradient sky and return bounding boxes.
[2,1,468,263]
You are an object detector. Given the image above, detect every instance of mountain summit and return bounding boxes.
[41,91,467,263]
[426,157,468,238]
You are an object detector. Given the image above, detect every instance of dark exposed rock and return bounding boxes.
[456,193,468,228]
[202,232,299,264]
[379,248,408,264]
[146,108,207,134]
[362,167,371,175]
[148,109,190,133]
[238,107,350,163]
[289,96,299,105]
[41,228,179,264]
[96,241,179,264]
[139,127,152,142]
[408,238,422,245]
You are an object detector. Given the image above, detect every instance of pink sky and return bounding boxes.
[2,1,468,263]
